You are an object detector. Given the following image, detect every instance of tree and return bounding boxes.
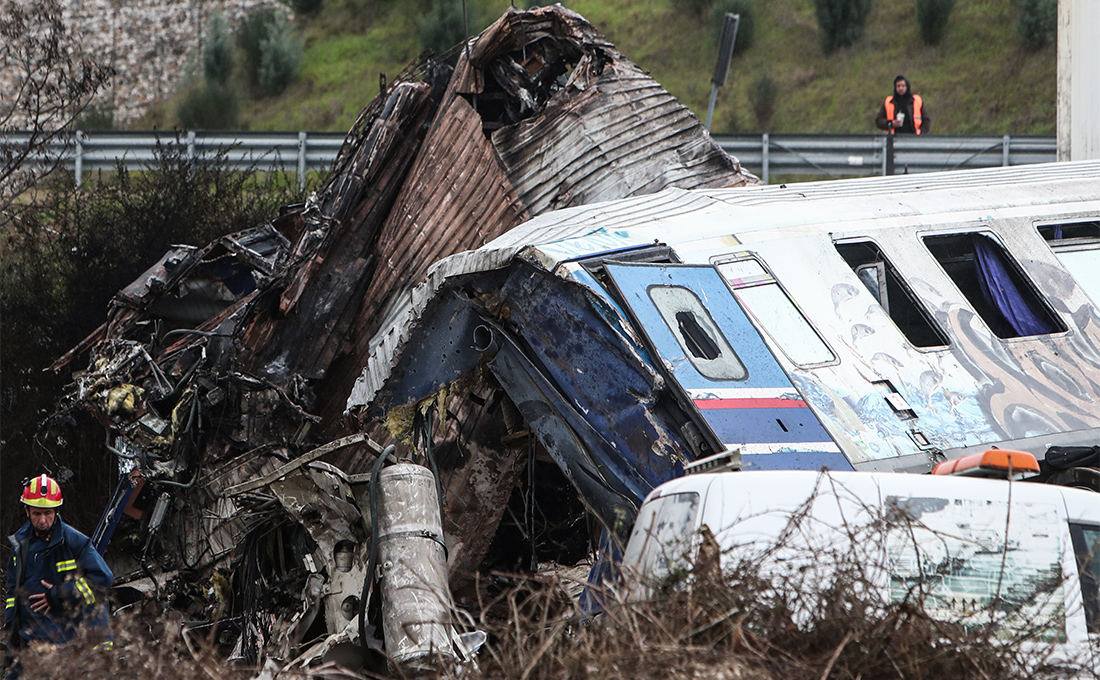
[0,0,113,215]
[814,0,873,54]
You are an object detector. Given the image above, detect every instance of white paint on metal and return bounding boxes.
[1058,0,1100,160]
[375,464,454,665]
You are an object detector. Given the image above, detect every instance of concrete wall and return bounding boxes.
[4,0,281,127]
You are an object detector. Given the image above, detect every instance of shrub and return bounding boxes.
[258,11,303,96]
[1017,0,1056,50]
[814,0,873,54]
[74,104,114,130]
[177,80,240,129]
[203,11,234,85]
[672,0,713,17]
[916,0,954,45]
[749,72,777,131]
[420,0,469,56]
[283,0,323,15]
[237,5,278,87]
[712,0,755,55]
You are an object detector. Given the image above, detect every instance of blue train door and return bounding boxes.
[604,262,850,471]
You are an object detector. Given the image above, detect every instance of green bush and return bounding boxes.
[177,81,240,129]
[1017,0,1056,50]
[916,0,954,45]
[203,11,234,85]
[420,0,469,56]
[258,11,303,96]
[74,104,114,130]
[237,5,279,87]
[749,72,777,131]
[672,0,713,17]
[814,0,873,54]
[284,0,323,15]
[712,0,755,55]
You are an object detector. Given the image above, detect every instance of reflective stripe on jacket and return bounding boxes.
[884,94,923,134]
[4,517,114,644]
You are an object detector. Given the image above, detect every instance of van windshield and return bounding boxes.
[1069,523,1100,634]
[623,492,700,585]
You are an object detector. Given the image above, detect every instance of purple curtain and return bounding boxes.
[972,234,1056,336]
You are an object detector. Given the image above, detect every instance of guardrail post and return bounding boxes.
[885,134,895,176]
[187,130,196,161]
[74,131,84,187]
[1003,134,1011,166]
[762,133,769,184]
[298,131,307,193]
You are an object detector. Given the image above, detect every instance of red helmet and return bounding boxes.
[22,474,63,508]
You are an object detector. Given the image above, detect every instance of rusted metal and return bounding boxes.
[46,5,755,668]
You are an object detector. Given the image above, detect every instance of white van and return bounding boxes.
[621,453,1099,673]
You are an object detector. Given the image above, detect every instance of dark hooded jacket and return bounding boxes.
[5,516,114,645]
[875,76,931,134]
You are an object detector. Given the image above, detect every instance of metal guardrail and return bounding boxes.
[3,131,1056,188]
[4,130,348,191]
[715,133,1057,184]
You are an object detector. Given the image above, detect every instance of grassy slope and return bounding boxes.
[235,0,1055,135]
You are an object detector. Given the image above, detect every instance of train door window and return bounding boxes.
[923,232,1066,339]
[1038,220,1100,307]
[835,241,949,349]
[648,285,748,380]
[1069,523,1100,634]
[715,258,835,365]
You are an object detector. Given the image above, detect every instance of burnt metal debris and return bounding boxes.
[47,5,757,670]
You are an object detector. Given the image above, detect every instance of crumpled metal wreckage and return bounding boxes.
[46,5,757,673]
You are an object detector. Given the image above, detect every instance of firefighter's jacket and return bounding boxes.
[5,517,114,644]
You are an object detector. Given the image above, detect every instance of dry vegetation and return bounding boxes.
[9,546,1093,680]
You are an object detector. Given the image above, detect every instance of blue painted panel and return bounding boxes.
[604,263,845,471]
[742,452,854,471]
[702,406,834,444]
[605,263,791,390]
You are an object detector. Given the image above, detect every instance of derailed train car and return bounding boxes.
[350,159,1100,555]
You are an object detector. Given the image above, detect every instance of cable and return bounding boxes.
[359,444,393,651]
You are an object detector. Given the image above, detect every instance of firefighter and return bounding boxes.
[4,474,114,660]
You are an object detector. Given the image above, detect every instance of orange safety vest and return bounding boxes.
[884,94,923,134]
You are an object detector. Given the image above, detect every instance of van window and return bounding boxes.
[1069,523,1100,634]
[835,241,949,348]
[885,496,1066,640]
[648,286,748,381]
[923,232,1067,339]
[1038,220,1100,308]
[715,258,835,366]
[623,492,701,583]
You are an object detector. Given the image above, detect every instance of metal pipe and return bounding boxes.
[375,463,454,665]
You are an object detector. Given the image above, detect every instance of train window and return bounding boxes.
[924,232,1066,339]
[715,258,835,365]
[648,285,748,381]
[835,241,949,349]
[1038,220,1100,307]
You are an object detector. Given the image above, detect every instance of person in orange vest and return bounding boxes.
[875,75,931,134]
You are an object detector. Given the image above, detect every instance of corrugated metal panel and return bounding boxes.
[493,65,748,215]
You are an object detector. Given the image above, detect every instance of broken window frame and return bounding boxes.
[1037,218,1100,309]
[713,255,837,367]
[576,244,681,291]
[647,285,748,381]
[834,238,951,350]
[922,230,1067,340]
